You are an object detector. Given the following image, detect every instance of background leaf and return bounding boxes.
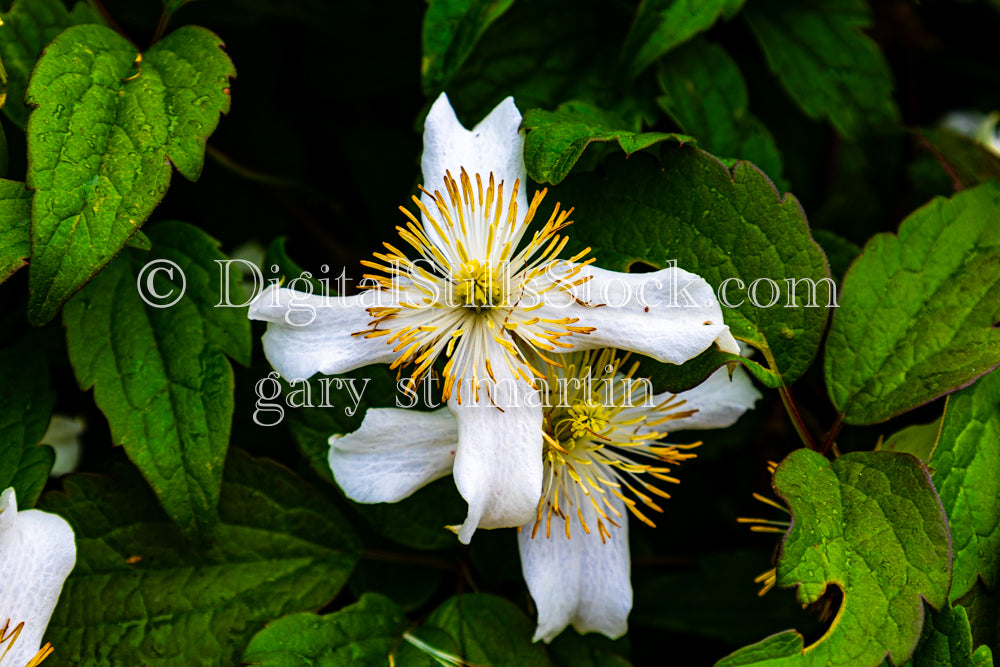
[825,182,1000,425]
[896,604,993,667]
[395,593,550,667]
[657,37,783,185]
[930,369,1000,602]
[421,0,516,95]
[0,0,102,129]
[0,339,54,505]
[26,24,234,324]
[243,593,407,667]
[621,0,746,78]
[743,0,899,139]
[63,221,250,542]
[41,450,362,667]
[0,177,30,283]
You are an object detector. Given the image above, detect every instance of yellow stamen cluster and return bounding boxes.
[738,472,791,596]
[531,349,701,543]
[0,618,54,666]
[358,168,596,404]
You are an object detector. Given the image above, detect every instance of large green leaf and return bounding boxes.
[522,101,690,184]
[657,37,783,184]
[743,0,899,139]
[717,449,952,666]
[395,594,549,667]
[0,178,31,283]
[421,0,516,95]
[825,182,1000,425]
[40,450,362,667]
[26,24,235,324]
[243,594,407,666]
[63,221,250,543]
[0,340,54,506]
[0,0,102,128]
[621,0,746,78]
[930,369,1000,602]
[554,148,831,384]
[897,604,993,667]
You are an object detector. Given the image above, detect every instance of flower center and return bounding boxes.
[0,619,54,666]
[358,168,595,403]
[531,350,700,542]
[452,259,504,310]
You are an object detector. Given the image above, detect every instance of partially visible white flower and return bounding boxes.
[250,94,739,544]
[40,416,85,478]
[0,488,76,666]
[940,110,1000,156]
[329,349,760,641]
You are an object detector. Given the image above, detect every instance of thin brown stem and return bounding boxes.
[778,385,819,451]
[819,411,846,457]
[151,6,170,45]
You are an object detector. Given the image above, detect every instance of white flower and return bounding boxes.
[329,349,760,641]
[0,488,76,666]
[40,416,85,478]
[250,93,739,543]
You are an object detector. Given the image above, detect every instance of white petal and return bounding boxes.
[420,94,529,247]
[329,407,457,503]
[248,285,398,380]
[518,494,631,643]
[41,415,85,478]
[422,93,526,194]
[449,345,543,544]
[622,365,762,434]
[534,263,740,364]
[0,488,76,666]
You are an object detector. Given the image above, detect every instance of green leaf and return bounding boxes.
[621,0,746,78]
[657,38,783,185]
[26,24,235,324]
[880,416,944,463]
[0,177,31,283]
[898,604,994,667]
[958,583,1000,659]
[396,594,549,667]
[421,0,516,95]
[444,0,637,124]
[635,347,782,395]
[930,369,1000,602]
[0,0,102,128]
[547,630,632,667]
[917,127,1000,190]
[0,341,54,505]
[825,182,1000,424]
[63,221,250,542]
[554,148,831,383]
[522,101,691,184]
[40,450,362,667]
[634,550,818,646]
[243,594,407,667]
[717,449,952,666]
[743,0,899,139]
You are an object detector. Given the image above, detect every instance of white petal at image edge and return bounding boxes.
[0,488,76,666]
